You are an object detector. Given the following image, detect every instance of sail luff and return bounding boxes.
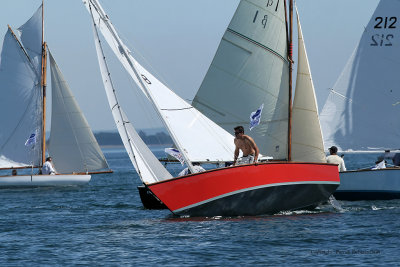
[87,0,196,173]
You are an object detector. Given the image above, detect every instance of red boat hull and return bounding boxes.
[148,162,340,217]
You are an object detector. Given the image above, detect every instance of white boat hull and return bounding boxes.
[334,168,400,200]
[0,174,91,187]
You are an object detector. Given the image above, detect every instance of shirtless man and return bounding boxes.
[233,126,259,166]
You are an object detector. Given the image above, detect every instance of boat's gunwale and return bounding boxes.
[147,161,339,186]
[341,167,400,173]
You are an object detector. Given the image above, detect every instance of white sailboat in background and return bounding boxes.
[84,0,339,217]
[0,3,110,187]
[320,0,400,200]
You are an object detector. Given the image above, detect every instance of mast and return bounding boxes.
[40,1,47,166]
[287,0,293,161]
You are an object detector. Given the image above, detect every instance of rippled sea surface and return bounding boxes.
[0,148,399,266]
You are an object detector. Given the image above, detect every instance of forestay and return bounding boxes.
[47,51,109,173]
[320,0,400,151]
[291,8,326,163]
[0,6,43,168]
[192,0,290,160]
[90,15,172,183]
[83,0,235,164]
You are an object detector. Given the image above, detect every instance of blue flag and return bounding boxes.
[249,104,264,131]
[164,148,185,165]
[25,131,37,146]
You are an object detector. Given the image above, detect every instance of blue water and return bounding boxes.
[0,147,399,266]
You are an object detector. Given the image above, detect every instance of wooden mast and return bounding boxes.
[287,0,293,161]
[40,0,47,166]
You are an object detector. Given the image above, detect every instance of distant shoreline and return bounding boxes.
[94,130,173,147]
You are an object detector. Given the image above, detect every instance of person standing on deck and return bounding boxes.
[233,126,259,166]
[326,146,346,172]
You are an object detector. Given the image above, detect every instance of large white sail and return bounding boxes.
[192,0,290,160]
[47,51,109,174]
[320,0,400,151]
[91,15,172,183]
[83,0,235,165]
[0,6,43,168]
[291,8,326,163]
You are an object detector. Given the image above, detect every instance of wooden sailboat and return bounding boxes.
[84,0,339,217]
[320,0,400,200]
[0,3,110,187]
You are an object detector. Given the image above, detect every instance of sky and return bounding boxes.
[1,0,380,132]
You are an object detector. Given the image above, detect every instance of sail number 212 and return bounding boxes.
[371,17,397,47]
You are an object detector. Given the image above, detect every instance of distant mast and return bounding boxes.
[40,1,47,166]
[287,0,293,161]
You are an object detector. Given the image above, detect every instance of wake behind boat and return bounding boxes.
[83,0,339,217]
[0,3,110,187]
[320,0,400,200]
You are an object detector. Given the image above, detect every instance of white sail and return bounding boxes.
[192,0,290,160]
[291,8,326,163]
[47,51,109,173]
[0,8,43,168]
[84,0,235,165]
[91,15,172,183]
[16,5,43,75]
[320,0,400,151]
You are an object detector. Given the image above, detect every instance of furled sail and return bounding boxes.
[0,6,43,168]
[84,0,235,165]
[192,0,290,160]
[91,15,172,183]
[291,8,326,163]
[320,0,400,151]
[47,51,109,173]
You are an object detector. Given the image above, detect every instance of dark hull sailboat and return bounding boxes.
[148,163,339,217]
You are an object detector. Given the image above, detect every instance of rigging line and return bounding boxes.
[7,26,41,80]
[328,88,353,103]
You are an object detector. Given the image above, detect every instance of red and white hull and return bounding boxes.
[148,162,340,217]
[0,174,91,187]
